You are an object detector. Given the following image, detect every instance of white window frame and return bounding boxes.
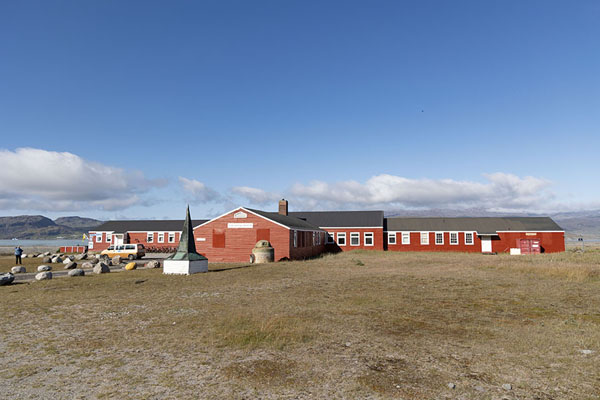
[147,232,154,243]
[401,232,410,245]
[350,232,360,246]
[158,232,165,243]
[96,233,102,243]
[364,232,374,246]
[168,232,175,243]
[420,232,429,245]
[465,232,474,245]
[106,233,111,243]
[337,232,346,246]
[326,232,335,244]
[388,232,396,245]
[435,232,444,245]
[450,232,459,245]
[293,230,297,248]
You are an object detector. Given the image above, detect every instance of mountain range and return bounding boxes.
[0,216,103,240]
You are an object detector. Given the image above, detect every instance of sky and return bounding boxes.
[0,0,598,220]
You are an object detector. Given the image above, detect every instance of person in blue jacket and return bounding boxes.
[14,246,23,264]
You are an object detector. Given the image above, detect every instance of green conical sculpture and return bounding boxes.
[167,205,207,261]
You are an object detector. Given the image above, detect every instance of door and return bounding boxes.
[481,236,492,253]
[114,234,124,245]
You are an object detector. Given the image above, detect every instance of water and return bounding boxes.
[0,239,85,247]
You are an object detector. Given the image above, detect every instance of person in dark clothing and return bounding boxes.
[15,246,23,264]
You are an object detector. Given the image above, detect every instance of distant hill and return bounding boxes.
[384,208,600,239]
[0,215,103,239]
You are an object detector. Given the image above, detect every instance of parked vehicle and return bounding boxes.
[101,244,145,260]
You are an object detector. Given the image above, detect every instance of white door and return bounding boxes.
[481,236,492,253]
[114,234,124,245]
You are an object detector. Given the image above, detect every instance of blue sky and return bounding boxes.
[0,0,598,219]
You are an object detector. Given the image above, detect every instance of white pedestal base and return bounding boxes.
[163,259,208,275]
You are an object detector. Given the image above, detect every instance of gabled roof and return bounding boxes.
[384,217,564,235]
[288,211,384,228]
[246,209,324,231]
[92,220,208,233]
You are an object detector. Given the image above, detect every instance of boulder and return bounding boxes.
[68,268,85,277]
[64,262,77,270]
[11,266,26,274]
[145,260,161,269]
[37,265,52,272]
[125,262,136,270]
[68,255,75,261]
[63,258,72,264]
[90,257,99,265]
[112,256,122,265]
[93,263,110,274]
[0,273,15,286]
[43,251,51,256]
[95,254,102,259]
[35,271,52,281]
[51,256,63,263]
[42,256,52,263]
[81,262,94,269]
[75,253,88,261]
[22,253,28,258]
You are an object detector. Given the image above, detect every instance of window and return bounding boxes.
[125,245,135,250]
[158,233,165,243]
[168,232,175,243]
[450,232,458,245]
[401,232,410,245]
[293,230,297,248]
[420,232,429,245]
[313,231,316,246]
[326,232,335,244]
[388,232,396,245]
[107,246,114,250]
[364,232,374,246]
[106,234,111,243]
[147,233,154,243]
[337,232,346,246]
[435,232,444,245]
[465,232,474,245]
[350,232,360,246]
[96,233,102,243]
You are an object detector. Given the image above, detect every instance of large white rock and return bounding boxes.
[37,265,52,272]
[11,266,26,274]
[163,259,208,275]
[93,263,110,274]
[35,271,52,281]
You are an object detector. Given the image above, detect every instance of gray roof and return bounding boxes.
[384,217,563,235]
[92,220,208,233]
[246,209,324,231]
[289,211,384,228]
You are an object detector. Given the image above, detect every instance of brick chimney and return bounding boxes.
[278,199,288,216]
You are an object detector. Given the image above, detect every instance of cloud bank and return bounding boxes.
[0,148,166,211]
[178,177,221,203]
[232,173,555,212]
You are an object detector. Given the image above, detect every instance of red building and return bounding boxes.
[88,201,565,259]
[384,217,565,253]
[88,219,207,252]
[192,203,325,262]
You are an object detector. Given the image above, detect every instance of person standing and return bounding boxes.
[15,246,23,264]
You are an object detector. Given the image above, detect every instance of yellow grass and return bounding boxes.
[1,250,600,398]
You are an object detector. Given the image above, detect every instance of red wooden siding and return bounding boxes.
[385,231,565,253]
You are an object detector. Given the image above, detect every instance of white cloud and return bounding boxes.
[178,177,221,203]
[231,186,281,205]
[289,173,554,211]
[0,148,165,211]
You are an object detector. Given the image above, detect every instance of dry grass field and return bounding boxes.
[1,250,600,399]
